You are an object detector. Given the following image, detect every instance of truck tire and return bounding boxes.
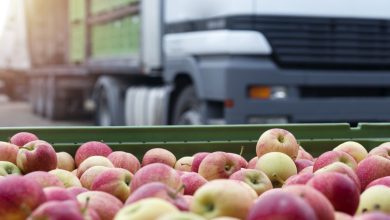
[94,76,126,126]
[172,86,202,125]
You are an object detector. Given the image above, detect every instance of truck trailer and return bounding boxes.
[1,0,390,125]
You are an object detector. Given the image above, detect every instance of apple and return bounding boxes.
[282,185,335,220]
[67,186,88,197]
[296,146,314,161]
[174,156,194,172]
[180,172,208,195]
[295,159,314,173]
[228,153,248,168]
[157,212,206,220]
[115,198,179,220]
[0,161,21,176]
[78,191,123,220]
[43,186,76,202]
[28,200,84,220]
[10,132,39,147]
[108,151,140,174]
[16,140,57,173]
[314,162,361,191]
[354,212,390,220]
[192,152,210,173]
[255,152,297,188]
[256,128,299,159]
[368,142,390,159]
[56,152,75,171]
[334,212,353,220]
[356,185,390,215]
[75,141,112,167]
[247,157,258,169]
[211,217,240,220]
[49,169,82,188]
[24,171,64,188]
[125,182,188,211]
[0,142,19,164]
[80,166,111,189]
[307,172,360,215]
[366,176,390,189]
[357,155,390,190]
[77,156,114,177]
[300,166,314,174]
[130,163,182,193]
[283,173,314,186]
[91,168,133,202]
[142,148,177,167]
[198,152,241,180]
[229,168,273,196]
[247,189,317,220]
[191,179,257,219]
[313,151,358,172]
[0,176,46,219]
[333,141,368,163]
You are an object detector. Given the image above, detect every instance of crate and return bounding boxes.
[91,15,140,59]
[69,22,86,63]
[69,0,86,22]
[91,0,137,15]
[0,123,389,159]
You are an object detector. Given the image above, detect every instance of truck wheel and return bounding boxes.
[94,76,126,126]
[172,86,202,125]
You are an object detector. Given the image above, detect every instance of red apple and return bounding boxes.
[366,176,390,189]
[10,132,39,147]
[75,141,112,167]
[116,198,179,220]
[0,176,46,219]
[24,171,64,188]
[67,186,88,197]
[180,172,208,195]
[198,152,241,180]
[43,186,76,202]
[354,212,390,220]
[142,148,176,167]
[108,151,140,174]
[335,211,353,220]
[357,155,390,190]
[175,156,194,172]
[307,172,360,215]
[131,163,182,193]
[77,156,114,177]
[16,140,57,173]
[333,141,368,163]
[256,128,300,159]
[126,182,188,211]
[300,166,314,174]
[283,173,314,186]
[228,153,248,168]
[368,142,390,159]
[296,146,314,161]
[0,142,19,164]
[247,189,317,220]
[282,185,335,220]
[77,191,123,220]
[91,168,133,202]
[49,169,82,188]
[80,166,111,189]
[28,200,84,220]
[229,168,273,196]
[295,159,314,173]
[56,152,75,171]
[247,157,258,169]
[191,152,210,173]
[314,162,361,191]
[313,151,358,172]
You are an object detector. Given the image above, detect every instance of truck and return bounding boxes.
[1,0,390,126]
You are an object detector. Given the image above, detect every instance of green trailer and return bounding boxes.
[1,123,388,159]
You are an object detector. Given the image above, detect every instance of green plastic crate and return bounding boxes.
[91,15,140,58]
[69,0,86,22]
[91,0,137,15]
[0,123,389,159]
[69,22,86,63]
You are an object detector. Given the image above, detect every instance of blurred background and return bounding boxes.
[0,0,390,127]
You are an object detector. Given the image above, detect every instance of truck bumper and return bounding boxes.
[198,56,390,124]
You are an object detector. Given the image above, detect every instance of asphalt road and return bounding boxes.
[0,97,92,127]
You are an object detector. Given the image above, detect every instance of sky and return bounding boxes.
[0,0,11,36]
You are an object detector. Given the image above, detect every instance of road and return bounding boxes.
[0,97,92,127]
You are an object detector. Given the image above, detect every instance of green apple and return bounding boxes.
[229,168,273,196]
[255,152,297,188]
[49,169,82,188]
[115,198,179,220]
[333,141,367,163]
[157,212,206,220]
[0,161,21,176]
[356,185,390,214]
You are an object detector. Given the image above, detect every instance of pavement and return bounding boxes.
[0,95,92,127]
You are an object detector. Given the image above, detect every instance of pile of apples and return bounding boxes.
[1,128,390,220]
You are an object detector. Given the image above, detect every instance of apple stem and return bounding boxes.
[272,173,285,187]
[239,146,245,156]
[81,197,91,213]
[174,184,186,197]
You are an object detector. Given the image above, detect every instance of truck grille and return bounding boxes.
[227,16,390,69]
